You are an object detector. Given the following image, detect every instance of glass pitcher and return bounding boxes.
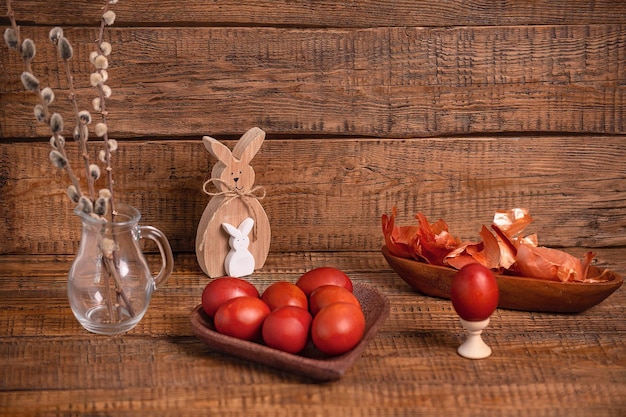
[68,203,174,335]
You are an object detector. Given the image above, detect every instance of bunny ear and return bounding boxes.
[203,136,233,164]
[232,127,265,164]
[222,222,240,237]
[238,217,255,236]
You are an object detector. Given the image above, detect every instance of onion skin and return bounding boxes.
[382,207,598,282]
[515,244,583,282]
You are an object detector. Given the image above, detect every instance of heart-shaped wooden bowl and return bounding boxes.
[382,246,623,313]
[190,282,390,381]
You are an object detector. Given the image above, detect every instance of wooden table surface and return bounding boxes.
[1,249,625,417]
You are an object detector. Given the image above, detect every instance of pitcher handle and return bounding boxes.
[140,225,174,289]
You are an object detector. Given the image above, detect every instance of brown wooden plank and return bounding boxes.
[1,382,622,417]
[2,136,625,255]
[2,3,625,415]
[2,0,626,27]
[0,252,624,416]
[2,25,624,139]
[1,246,625,279]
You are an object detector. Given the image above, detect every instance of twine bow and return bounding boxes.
[201,177,266,246]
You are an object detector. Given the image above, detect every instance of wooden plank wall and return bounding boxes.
[1,1,625,257]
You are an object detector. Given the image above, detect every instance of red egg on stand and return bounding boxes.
[450,263,499,359]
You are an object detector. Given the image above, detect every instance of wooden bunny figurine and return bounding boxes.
[222,217,255,277]
[195,127,271,278]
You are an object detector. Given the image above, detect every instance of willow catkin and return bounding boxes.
[4,28,18,49]
[20,72,40,92]
[49,150,67,168]
[20,38,36,61]
[49,113,64,134]
[89,164,101,180]
[41,87,55,105]
[33,105,45,122]
[76,196,93,214]
[94,197,108,216]
[58,37,73,60]
[66,185,80,203]
[102,10,116,26]
[48,27,63,44]
[78,110,92,125]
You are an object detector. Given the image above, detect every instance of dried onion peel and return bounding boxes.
[382,207,601,282]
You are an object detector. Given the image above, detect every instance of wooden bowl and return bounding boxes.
[382,246,623,313]
[190,282,390,381]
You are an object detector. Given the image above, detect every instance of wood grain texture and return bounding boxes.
[0,252,624,416]
[1,25,624,138]
[1,136,625,255]
[2,1,626,415]
[2,1,626,27]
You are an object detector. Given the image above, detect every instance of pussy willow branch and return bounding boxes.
[6,1,43,116]
[6,0,87,198]
[96,0,116,218]
[6,0,134,324]
[60,56,97,202]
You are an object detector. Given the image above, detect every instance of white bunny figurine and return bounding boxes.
[222,217,255,277]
